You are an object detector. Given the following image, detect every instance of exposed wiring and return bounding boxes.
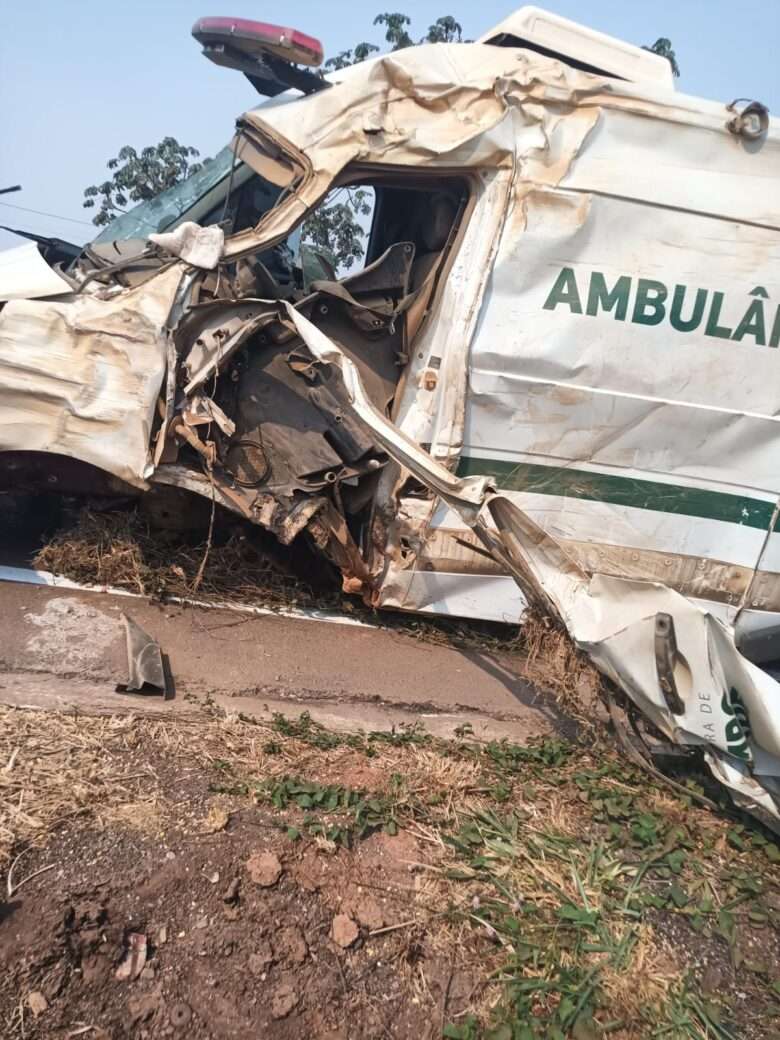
[0,201,94,227]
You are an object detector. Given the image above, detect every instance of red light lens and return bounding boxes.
[192,17,323,67]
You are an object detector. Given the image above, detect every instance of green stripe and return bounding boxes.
[456,457,776,530]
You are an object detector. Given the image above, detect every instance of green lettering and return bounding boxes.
[725,717,745,744]
[632,279,667,326]
[732,298,767,345]
[722,689,752,760]
[705,292,733,339]
[542,267,582,314]
[770,304,780,349]
[586,272,630,320]
[669,285,707,333]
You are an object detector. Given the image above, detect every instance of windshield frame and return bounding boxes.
[90,124,309,254]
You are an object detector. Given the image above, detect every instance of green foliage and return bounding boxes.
[83,136,203,226]
[324,10,463,71]
[269,710,346,750]
[443,1019,479,1040]
[643,37,681,77]
[267,710,430,751]
[301,187,374,271]
[374,12,413,50]
[203,706,778,1037]
[423,15,462,43]
[324,42,380,70]
[482,735,571,772]
[263,775,399,846]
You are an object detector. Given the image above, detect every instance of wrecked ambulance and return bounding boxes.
[1,7,779,827]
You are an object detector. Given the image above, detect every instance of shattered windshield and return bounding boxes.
[91,146,238,245]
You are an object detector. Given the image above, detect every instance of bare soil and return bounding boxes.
[1,750,453,1040]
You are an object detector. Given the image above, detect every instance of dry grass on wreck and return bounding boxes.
[34,507,326,610]
[1,705,778,1039]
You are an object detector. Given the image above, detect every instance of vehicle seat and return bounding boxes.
[410,194,458,292]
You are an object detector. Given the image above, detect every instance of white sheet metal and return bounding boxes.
[227,41,778,269]
[0,265,183,487]
[458,121,780,618]
[0,242,74,301]
[479,7,675,88]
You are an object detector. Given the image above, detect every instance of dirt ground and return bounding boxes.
[0,718,489,1040]
[1,705,779,1040]
[1,772,442,1040]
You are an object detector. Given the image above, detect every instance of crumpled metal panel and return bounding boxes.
[0,265,183,487]
[121,613,166,693]
[228,43,778,265]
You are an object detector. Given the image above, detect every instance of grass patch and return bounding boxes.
[194,712,780,1038]
[33,506,323,610]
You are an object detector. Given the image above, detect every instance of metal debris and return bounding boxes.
[120,614,166,694]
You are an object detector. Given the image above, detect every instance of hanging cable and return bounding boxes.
[0,201,94,227]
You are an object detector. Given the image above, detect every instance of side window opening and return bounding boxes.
[285,175,467,416]
[216,173,467,336]
[298,178,465,297]
[300,186,377,282]
[369,184,461,294]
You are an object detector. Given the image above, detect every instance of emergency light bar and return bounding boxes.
[192,17,328,97]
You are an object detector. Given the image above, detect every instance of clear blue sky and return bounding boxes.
[1,1,777,252]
